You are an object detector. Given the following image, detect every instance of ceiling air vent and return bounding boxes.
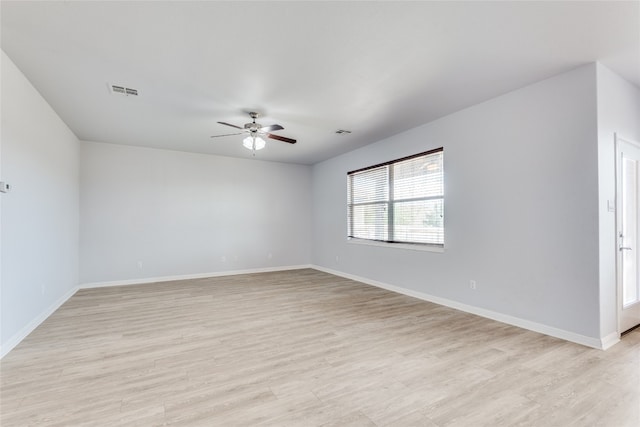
[335,129,352,135]
[109,84,138,96]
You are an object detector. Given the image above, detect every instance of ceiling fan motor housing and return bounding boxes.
[244,122,262,131]
[245,112,261,131]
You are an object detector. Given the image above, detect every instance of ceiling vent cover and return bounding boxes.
[109,84,138,96]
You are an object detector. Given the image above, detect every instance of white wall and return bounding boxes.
[80,142,311,284]
[1,51,80,355]
[596,64,640,340]
[312,64,601,342]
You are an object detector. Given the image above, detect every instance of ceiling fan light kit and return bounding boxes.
[211,111,296,153]
[243,136,266,151]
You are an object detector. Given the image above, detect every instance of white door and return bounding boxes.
[617,135,640,333]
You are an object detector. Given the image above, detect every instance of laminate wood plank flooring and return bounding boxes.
[1,269,639,426]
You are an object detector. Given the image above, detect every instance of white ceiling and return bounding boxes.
[2,1,639,165]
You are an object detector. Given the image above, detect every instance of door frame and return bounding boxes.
[615,133,640,335]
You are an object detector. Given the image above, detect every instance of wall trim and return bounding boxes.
[1,285,79,359]
[79,264,313,289]
[312,264,612,350]
[600,332,620,350]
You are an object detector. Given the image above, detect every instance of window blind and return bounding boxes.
[347,148,444,246]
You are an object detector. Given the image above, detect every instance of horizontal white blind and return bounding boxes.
[393,199,443,244]
[349,166,388,204]
[349,203,388,241]
[348,148,444,246]
[393,154,443,200]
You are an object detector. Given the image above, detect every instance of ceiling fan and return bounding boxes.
[211,112,296,151]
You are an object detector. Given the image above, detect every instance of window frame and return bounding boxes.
[347,147,444,249]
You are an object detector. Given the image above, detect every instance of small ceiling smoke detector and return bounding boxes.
[109,84,139,96]
[335,129,352,135]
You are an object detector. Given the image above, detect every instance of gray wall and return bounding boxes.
[311,64,601,339]
[1,51,80,354]
[80,141,312,284]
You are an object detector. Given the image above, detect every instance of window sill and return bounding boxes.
[347,238,444,253]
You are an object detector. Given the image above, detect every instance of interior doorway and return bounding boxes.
[616,134,640,334]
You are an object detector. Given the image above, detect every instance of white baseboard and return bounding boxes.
[311,264,610,350]
[79,264,313,289]
[0,285,79,359]
[600,332,620,350]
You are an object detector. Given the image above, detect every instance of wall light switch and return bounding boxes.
[607,200,615,212]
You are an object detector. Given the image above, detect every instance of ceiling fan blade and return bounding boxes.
[217,121,244,129]
[260,124,284,132]
[267,133,297,144]
[210,132,245,138]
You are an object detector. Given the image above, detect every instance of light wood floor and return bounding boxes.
[1,269,638,426]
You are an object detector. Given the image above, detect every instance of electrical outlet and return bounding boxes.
[221,255,227,263]
[137,261,143,270]
[470,280,477,290]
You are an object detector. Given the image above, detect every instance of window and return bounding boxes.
[347,148,444,247]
